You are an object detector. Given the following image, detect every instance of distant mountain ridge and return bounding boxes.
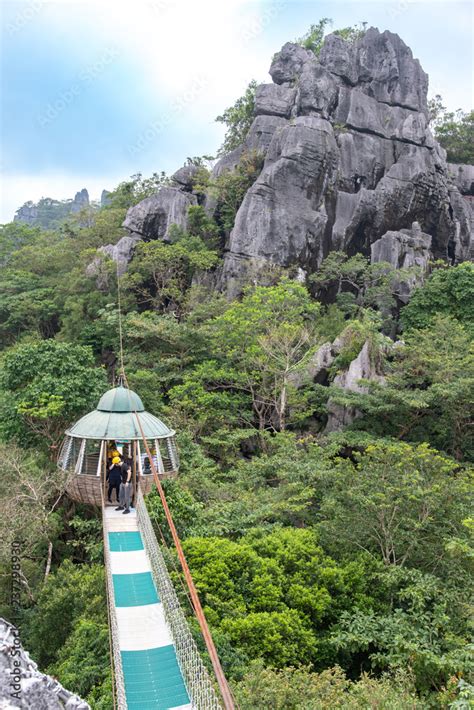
[13,188,105,230]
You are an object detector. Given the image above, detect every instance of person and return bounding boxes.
[107,456,122,503]
[116,458,132,514]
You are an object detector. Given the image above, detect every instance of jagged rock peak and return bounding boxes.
[218,27,471,296]
[100,189,112,207]
[0,618,89,709]
[70,188,89,213]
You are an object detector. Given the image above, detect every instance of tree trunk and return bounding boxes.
[44,541,53,583]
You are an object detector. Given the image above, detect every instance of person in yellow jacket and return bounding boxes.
[107,441,120,466]
[107,456,122,503]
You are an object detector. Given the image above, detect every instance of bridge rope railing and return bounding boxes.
[136,488,223,710]
[101,497,127,710]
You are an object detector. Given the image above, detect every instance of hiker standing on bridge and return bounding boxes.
[116,457,132,514]
[107,456,122,503]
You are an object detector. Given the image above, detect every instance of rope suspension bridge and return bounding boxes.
[57,265,236,709]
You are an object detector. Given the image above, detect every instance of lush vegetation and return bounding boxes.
[215,80,258,155]
[1,31,473,707]
[429,95,474,164]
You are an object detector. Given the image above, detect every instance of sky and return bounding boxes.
[1,0,473,223]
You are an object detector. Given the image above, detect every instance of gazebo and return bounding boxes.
[58,385,179,506]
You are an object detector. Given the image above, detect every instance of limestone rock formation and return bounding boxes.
[91,28,471,290]
[0,618,89,709]
[218,28,472,296]
[448,163,474,196]
[325,340,385,432]
[96,180,197,276]
[371,222,432,302]
[448,163,474,258]
[100,189,111,208]
[288,341,334,390]
[171,164,199,191]
[14,189,91,229]
[70,189,90,213]
[122,187,196,242]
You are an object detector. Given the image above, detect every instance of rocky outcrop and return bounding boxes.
[95,181,197,276]
[172,165,199,191]
[100,189,111,208]
[448,163,474,258]
[122,187,197,242]
[448,163,474,196]
[218,28,472,296]
[14,203,39,225]
[325,340,385,432]
[14,189,92,229]
[288,341,334,390]
[0,618,88,709]
[371,222,432,302]
[70,189,90,213]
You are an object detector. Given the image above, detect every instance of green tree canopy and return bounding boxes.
[401,263,474,334]
[216,80,258,155]
[0,340,107,451]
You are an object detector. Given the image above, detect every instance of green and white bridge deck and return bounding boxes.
[105,506,192,710]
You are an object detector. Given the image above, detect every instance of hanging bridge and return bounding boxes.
[102,491,222,710]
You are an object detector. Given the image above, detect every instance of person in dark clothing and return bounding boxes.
[116,458,132,514]
[107,456,122,503]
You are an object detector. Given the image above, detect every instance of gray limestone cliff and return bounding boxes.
[100,28,472,294]
[215,28,472,295]
[0,619,89,709]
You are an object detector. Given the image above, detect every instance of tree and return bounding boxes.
[297,18,332,55]
[186,204,220,249]
[124,231,218,315]
[105,171,170,209]
[182,527,372,674]
[430,99,474,163]
[24,559,106,668]
[176,280,322,434]
[318,440,472,571]
[48,618,111,702]
[0,222,42,266]
[333,23,367,43]
[0,340,107,453]
[332,316,474,460]
[216,80,258,155]
[401,263,474,334]
[210,151,264,234]
[330,567,472,694]
[310,251,415,330]
[0,444,68,611]
[234,660,422,710]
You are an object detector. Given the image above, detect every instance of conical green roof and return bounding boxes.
[66,386,174,440]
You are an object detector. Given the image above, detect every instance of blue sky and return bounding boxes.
[1,0,473,222]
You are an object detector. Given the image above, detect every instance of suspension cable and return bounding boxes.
[115,259,125,378]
